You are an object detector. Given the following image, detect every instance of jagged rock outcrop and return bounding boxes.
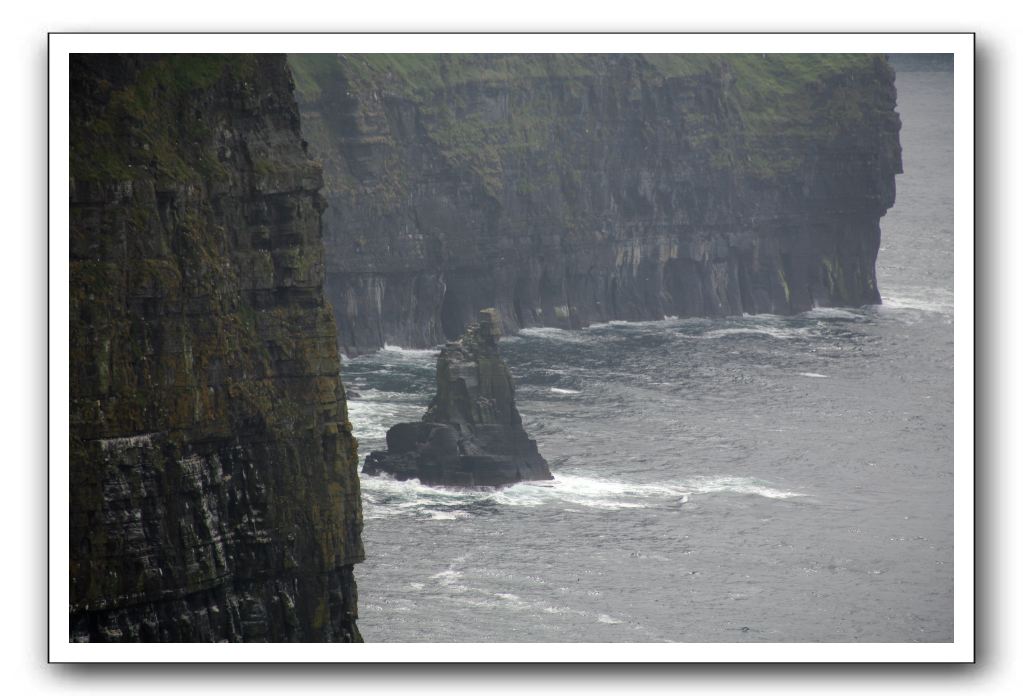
[289,54,902,355]
[70,54,363,641]
[364,309,551,486]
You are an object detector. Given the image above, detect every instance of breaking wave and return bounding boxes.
[360,471,805,520]
[518,327,593,344]
[379,344,440,361]
[697,326,811,341]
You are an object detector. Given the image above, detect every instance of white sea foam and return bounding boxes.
[347,398,424,445]
[429,568,468,593]
[381,343,441,358]
[587,317,679,330]
[686,475,805,500]
[879,286,954,316]
[360,470,804,520]
[422,556,474,595]
[518,327,591,343]
[430,569,462,583]
[799,372,828,379]
[697,326,809,341]
[352,387,419,400]
[550,387,581,395]
[427,510,470,521]
[803,307,865,321]
[880,296,954,315]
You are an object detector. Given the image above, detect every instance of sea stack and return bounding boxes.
[364,309,552,487]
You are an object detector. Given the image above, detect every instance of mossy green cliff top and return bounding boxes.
[287,53,901,355]
[290,53,896,184]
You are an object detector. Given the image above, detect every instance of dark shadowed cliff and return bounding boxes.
[70,54,363,641]
[289,54,903,355]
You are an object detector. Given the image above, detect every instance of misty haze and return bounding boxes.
[68,53,953,644]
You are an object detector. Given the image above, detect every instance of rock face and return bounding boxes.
[70,55,363,641]
[364,310,552,486]
[289,54,903,355]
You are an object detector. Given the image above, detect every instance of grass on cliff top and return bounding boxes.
[71,54,258,183]
[289,54,883,143]
[645,53,874,80]
[287,53,887,187]
[289,53,608,103]
[288,53,345,103]
[290,53,878,97]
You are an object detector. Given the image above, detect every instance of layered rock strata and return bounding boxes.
[70,54,363,641]
[364,310,552,487]
[290,53,903,355]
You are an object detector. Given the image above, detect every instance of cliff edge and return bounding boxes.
[290,54,902,355]
[70,54,363,641]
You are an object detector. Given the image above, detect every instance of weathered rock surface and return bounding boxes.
[364,310,552,486]
[70,54,363,641]
[289,54,903,355]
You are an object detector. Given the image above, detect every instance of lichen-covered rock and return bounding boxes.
[70,54,363,642]
[364,310,551,486]
[289,54,902,355]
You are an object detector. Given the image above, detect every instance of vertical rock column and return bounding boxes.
[364,309,552,486]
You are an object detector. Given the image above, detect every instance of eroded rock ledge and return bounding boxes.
[364,310,552,487]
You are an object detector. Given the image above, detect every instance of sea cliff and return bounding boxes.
[69,54,363,641]
[290,54,903,355]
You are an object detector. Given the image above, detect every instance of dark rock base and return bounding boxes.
[364,421,552,487]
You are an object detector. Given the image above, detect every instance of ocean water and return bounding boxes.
[343,69,954,642]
